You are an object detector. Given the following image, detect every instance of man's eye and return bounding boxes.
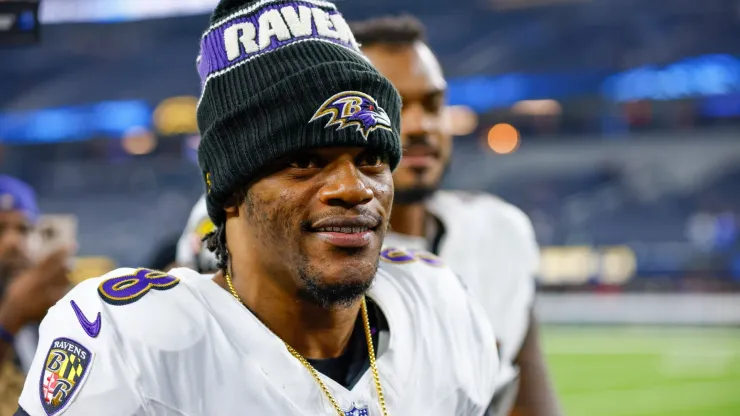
[424,93,445,114]
[358,152,385,167]
[289,156,318,169]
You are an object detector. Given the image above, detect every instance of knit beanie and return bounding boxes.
[196,0,402,226]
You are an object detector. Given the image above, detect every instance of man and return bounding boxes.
[351,16,562,416]
[15,1,498,415]
[0,176,71,414]
[175,195,218,274]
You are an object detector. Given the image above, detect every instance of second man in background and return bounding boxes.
[351,16,562,416]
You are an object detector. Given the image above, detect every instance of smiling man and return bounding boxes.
[15,1,498,415]
[352,15,562,416]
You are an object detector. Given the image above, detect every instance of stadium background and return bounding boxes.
[1,0,740,414]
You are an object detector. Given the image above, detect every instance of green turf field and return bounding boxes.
[542,326,740,416]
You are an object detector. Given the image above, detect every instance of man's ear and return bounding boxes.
[223,193,240,214]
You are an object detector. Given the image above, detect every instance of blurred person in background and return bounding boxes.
[176,195,218,275]
[0,176,71,414]
[352,16,562,416]
[146,235,180,273]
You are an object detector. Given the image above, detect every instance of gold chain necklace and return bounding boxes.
[224,271,389,416]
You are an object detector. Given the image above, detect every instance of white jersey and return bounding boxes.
[18,248,498,416]
[176,195,218,273]
[384,191,538,392]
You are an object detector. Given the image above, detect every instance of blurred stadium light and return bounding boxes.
[0,0,40,45]
[69,256,116,285]
[602,55,740,102]
[539,245,637,285]
[121,127,157,155]
[511,99,562,116]
[487,123,520,154]
[39,0,218,24]
[0,100,151,144]
[153,96,198,136]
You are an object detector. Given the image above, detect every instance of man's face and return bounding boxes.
[363,41,450,204]
[234,147,393,308]
[0,211,31,279]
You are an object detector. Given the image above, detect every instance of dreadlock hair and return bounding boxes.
[350,14,427,48]
[202,188,252,274]
[203,225,229,273]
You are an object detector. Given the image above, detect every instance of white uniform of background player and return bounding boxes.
[384,191,538,399]
[176,195,218,274]
[353,17,560,415]
[17,254,498,415]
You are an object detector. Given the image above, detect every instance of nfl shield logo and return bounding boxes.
[344,403,369,416]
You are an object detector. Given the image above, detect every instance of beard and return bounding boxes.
[392,186,438,204]
[243,186,383,309]
[392,159,450,205]
[295,253,378,309]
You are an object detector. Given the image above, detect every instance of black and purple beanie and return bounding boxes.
[196,0,402,226]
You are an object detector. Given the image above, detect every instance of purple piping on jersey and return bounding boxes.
[70,300,101,338]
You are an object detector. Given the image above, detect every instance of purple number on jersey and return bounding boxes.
[380,247,444,267]
[97,268,179,306]
[380,248,416,264]
[408,249,444,267]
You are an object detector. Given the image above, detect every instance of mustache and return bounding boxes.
[300,208,383,232]
[404,134,434,148]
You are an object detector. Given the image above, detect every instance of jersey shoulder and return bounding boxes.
[378,246,450,282]
[54,267,211,345]
[377,244,492,339]
[65,266,195,306]
[434,190,535,238]
[434,190,538,265]
[377,246,469,296]
[376,246,499,404]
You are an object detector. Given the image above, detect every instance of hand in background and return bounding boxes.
[0,246,74,334]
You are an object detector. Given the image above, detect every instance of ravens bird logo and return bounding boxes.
[310,91,393,140]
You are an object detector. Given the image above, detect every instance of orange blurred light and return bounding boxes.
[122,127,157,155]
[487,123,520,154]
[511,99,562,116]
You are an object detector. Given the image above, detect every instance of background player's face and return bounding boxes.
[0,211,31,280]
[363,41,450,204]
[237,147,393,308]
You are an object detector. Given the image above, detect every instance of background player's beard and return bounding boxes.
[393,161,450,204]
[295,252,378,309]
[393,186,437,204]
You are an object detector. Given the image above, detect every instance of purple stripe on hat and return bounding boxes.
[198,1,357,86]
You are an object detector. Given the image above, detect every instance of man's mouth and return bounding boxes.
[309,216,380,248]
[402,145,439,168]
[314,226,372,233]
